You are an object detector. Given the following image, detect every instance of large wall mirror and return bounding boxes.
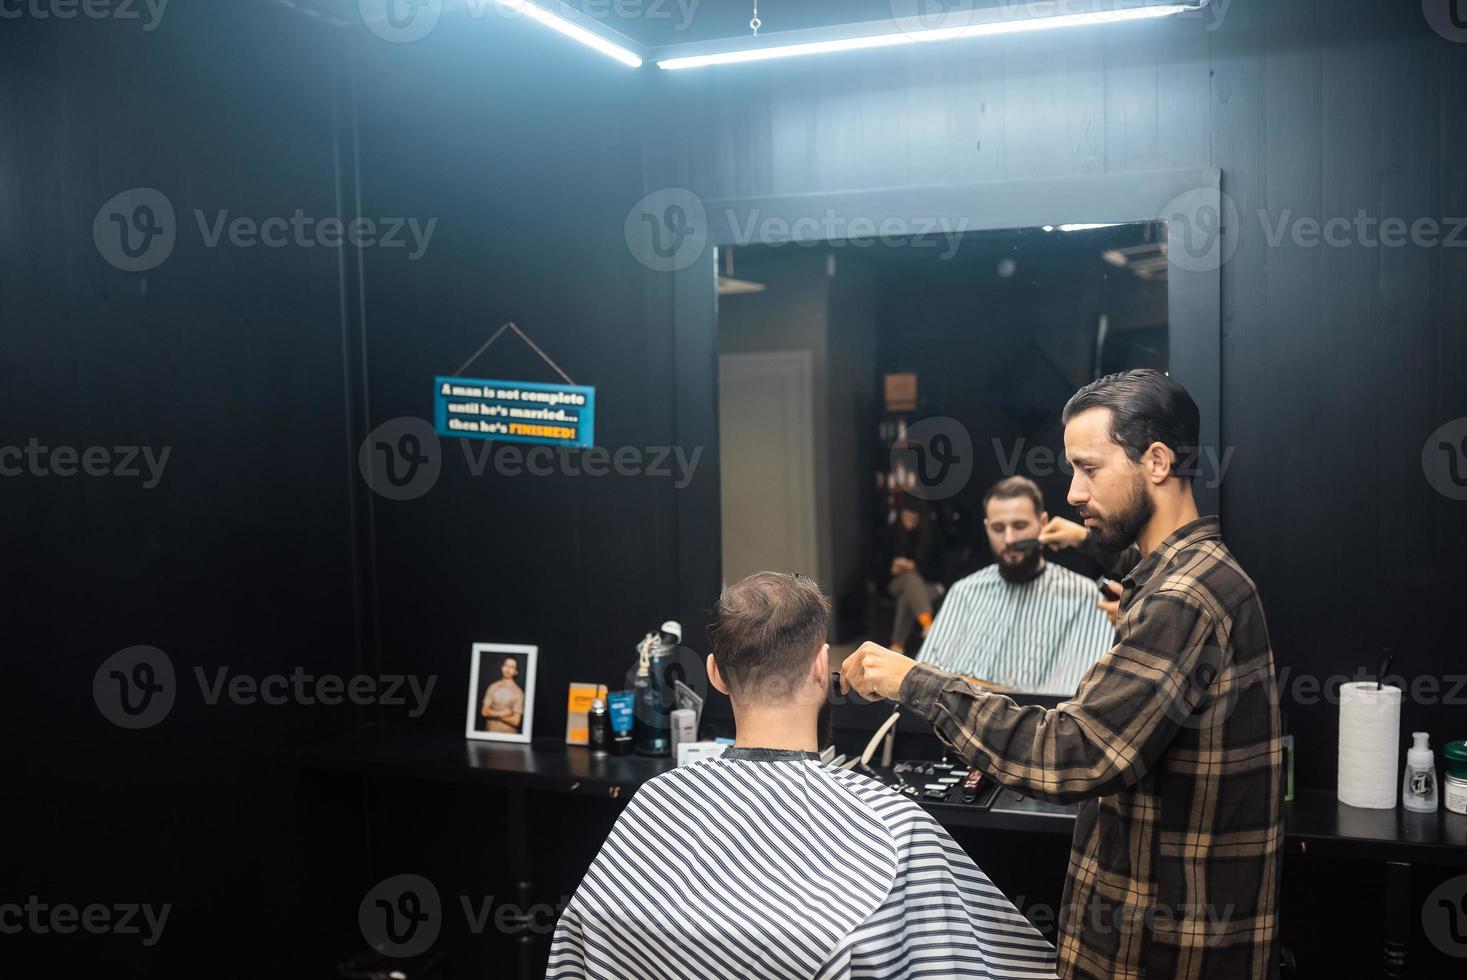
[668,171,1222,709]
[717,222,1167,695]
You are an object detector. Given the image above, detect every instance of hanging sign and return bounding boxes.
[434,376,596,448]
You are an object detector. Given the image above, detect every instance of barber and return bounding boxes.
[841,370,1283,980]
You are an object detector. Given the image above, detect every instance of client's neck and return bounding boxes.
[731,704,819,753]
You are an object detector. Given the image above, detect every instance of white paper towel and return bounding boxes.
[1337,682,1402,809]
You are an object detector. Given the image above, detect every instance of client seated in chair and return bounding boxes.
[548,571,1057,980]
[919,477,1114,696]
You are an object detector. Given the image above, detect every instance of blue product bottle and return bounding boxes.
[606,691,634,755]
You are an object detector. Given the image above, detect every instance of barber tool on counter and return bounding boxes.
[627,620,684,757]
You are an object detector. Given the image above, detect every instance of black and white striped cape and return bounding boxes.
[547,756,1057,980]
[920,564,1114,696]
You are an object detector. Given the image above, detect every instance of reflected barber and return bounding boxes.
[842,369,1284,980]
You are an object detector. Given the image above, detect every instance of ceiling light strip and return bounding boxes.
[655,3,1203,71]
[500,0,644,67]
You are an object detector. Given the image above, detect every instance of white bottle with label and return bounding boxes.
[1402,731,1440,813]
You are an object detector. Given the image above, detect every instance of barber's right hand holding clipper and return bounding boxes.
[840,642,918,703]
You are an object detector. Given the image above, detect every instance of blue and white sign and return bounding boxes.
[434,376,595,449]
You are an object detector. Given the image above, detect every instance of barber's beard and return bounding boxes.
[997,546,1043,583]
[1085,472,1154,557]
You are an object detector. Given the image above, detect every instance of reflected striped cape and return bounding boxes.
[547,757,1057,980]
[920,564,1114,696]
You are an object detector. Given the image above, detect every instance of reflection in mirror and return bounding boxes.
[715,222,1168,698]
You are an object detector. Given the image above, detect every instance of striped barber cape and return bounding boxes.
[548,751,1057,980]
[919,564,1114,697]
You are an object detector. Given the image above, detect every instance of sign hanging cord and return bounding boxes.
[452,321,576,386]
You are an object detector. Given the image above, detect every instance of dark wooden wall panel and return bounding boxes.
[1377,29,1446,660]
[1,5,365,976]
[1259,2,1329,692]
[346,20,665,737]
[1317,6,1381,650]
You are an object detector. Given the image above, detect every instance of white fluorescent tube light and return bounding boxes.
[500,0,643,67]
[656,3,1200,71]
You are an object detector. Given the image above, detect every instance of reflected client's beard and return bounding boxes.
[997,540,1043,583]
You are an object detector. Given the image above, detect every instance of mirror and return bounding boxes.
[715,221,1168,698]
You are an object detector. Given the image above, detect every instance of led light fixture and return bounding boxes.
[654,2,1205,71]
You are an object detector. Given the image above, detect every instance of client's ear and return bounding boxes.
[706,653,731,696]
[814,643,830,683]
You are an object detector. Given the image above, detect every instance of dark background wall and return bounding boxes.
[345,9,658,737]
[5,0,1466,977]
[333,13,664,978]
[0,4,370,977]
[3,2,660,974]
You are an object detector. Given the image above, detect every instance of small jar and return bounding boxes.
[1445,741,1467,815]
[1447,774,1467,816]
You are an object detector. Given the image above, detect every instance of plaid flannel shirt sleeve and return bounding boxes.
[899,585,1220,804]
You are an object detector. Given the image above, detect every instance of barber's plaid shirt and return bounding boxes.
[901,517,1283,980]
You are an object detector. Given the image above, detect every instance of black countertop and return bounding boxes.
[1282,788,1467,866]
[301,726,669,800]
[302,726,1467,863]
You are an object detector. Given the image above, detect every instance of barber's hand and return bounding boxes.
[890,558,915,576]
[841,641,918,702]
[1098,579,1122,627]
[1039,516,1088,551]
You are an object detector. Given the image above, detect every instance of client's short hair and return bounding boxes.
[708,572,830,702]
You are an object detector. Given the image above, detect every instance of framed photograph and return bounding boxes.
[465,643,537,744]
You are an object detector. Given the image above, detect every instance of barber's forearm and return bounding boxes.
[899,661,1129,804]
[900,662,1011,765]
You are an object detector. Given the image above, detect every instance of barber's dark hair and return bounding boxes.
[1061,369,1201,480]
[983,476,1045,518]
[708,572,830,702]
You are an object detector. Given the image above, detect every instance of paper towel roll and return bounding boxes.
[1337,682,1402,809]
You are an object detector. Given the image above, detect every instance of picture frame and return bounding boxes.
[465,643,538,744]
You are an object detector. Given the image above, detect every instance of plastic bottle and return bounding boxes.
[1402,731,1439,813]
